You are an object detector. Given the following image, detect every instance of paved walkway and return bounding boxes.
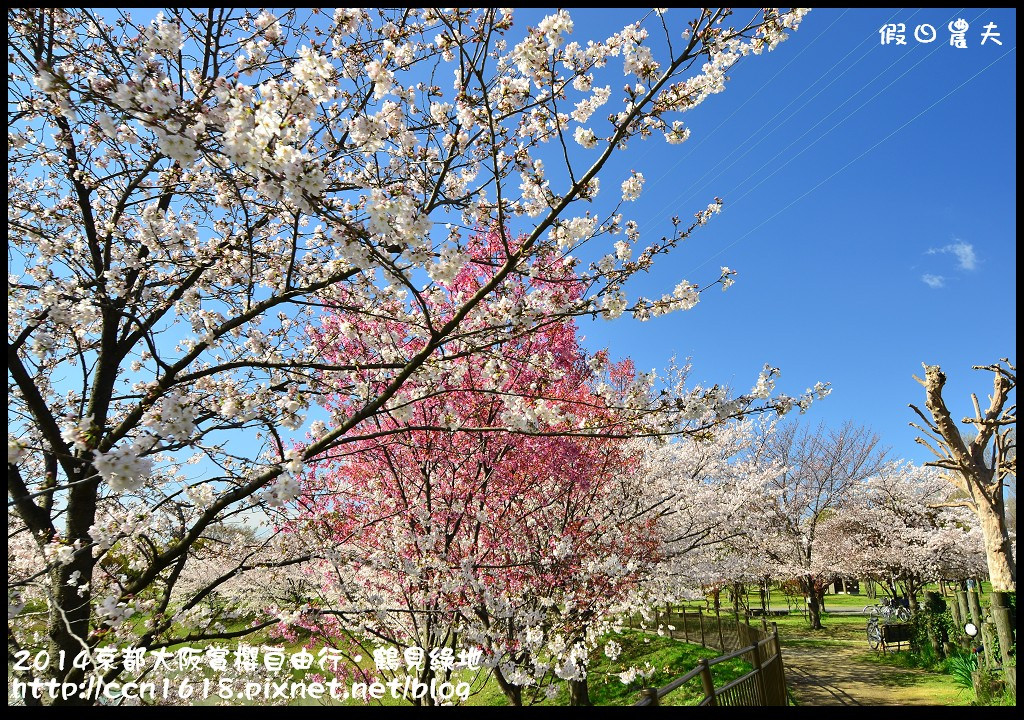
[781,635,965,705]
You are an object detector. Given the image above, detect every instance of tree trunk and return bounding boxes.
[955,581,971,645]
[807,594,822,630]
[967,587,996,669]
[568,678,592,706]
[977,495,1016,592]
[949,588,964,642]
[491,667,523,706]
[914,363,1016,594]
[923,591,946,660]
[803,577,823,630]
[907,580,920,613]
[47,476,100,706]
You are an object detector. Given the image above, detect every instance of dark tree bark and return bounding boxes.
[568,678,592,706]
[802,576,823,630]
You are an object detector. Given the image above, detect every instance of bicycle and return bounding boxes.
[863,597,911,622]
[866,616,883,650]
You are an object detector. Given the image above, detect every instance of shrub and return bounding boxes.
[945,651,977,695]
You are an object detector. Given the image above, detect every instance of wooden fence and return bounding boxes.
[631,609,787,707]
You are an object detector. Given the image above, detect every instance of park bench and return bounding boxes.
[749,610,794,618]
[748,609,790,617]
[880,622,914,653]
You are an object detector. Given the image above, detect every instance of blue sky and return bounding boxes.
[550,7,1017,464]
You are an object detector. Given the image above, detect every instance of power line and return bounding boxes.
[724,8,983,208]
[661,9,914,215]
[632,8,854,178]
[683,42,1015,277]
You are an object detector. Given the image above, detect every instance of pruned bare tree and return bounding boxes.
[909,359,1016,592]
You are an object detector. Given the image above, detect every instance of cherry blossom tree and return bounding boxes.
[752,421,888,629]
[816,462,986,609]
[7,7,814,704]
[632,418,780,607]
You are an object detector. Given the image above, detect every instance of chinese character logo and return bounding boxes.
[879,23,907,45]
[914,24,937,43]
[948,19,969,48]
[981,22,1002,46]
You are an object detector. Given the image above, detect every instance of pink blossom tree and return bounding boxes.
[291,231,660,705]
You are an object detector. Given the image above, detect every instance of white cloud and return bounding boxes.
[921,274,945,289]
[927,241,977,270]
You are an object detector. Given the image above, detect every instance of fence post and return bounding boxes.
[948,589,963,636]
[699,608,706,647]
[717,607,725,650]
[762,615,769,636]
[990,591,1017,699]
[955,584,970,639]
[772,622,787,706]
[967,586,995,668]
[750,640,766,705]
[641,688,659,706]
[698,658,716,706]
[682,607,689,643]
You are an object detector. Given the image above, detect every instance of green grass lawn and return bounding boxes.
[148,624,748,706]
[774,611,868,643]
[648,580,993,621]
[297,630,750,706]
[465,630,751,706]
